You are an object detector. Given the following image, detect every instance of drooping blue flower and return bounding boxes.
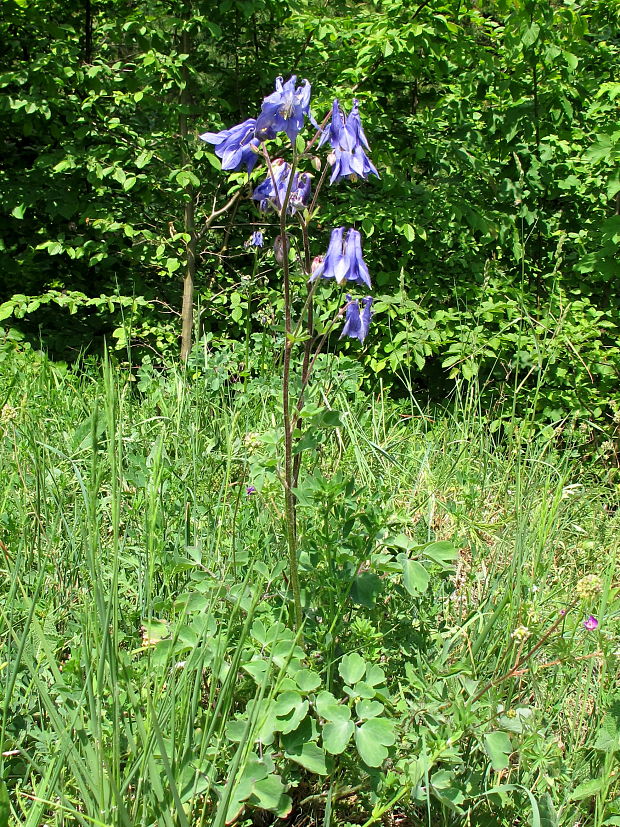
[340,295,373,343]
[320,99,379,184]
[310,228,371,288]
[346,99,371,151]
[199,118,260,173]
[360,296,373,340]
[252,159,291,211]
[330,144,379,184]
[340,295,361,340]
[244,230,264,249]
[289,172,312,214]
[318,99,346,150]
[252,163,312,214]
[310,227,346,283]
[254,75,315,143]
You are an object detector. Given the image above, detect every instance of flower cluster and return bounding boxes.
[576,574,603,601]
[200,76,315,171]
[201,74,381,344]
[511,625,531,642]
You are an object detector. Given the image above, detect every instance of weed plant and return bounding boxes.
[0,345,618,826]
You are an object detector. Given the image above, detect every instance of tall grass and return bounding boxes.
[0,350,617,826]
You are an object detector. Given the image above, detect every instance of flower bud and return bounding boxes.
[274,234,290,264]
[311,255,324,278]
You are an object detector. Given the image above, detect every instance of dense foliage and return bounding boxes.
[1,0,619,424]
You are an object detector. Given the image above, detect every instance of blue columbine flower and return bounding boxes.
[340,295,373,343]
[252,163,312,214]
[310,227,346,283]
[346,99,371,152]
[310,227,371,288]
[244,230,264,248]
[320,99,379,184]
[360,296,373,340]
[252,159,291,211]
[199,118,261,173]
[254,75,315,143]
[318,99,346,150]
[289,172,312,214]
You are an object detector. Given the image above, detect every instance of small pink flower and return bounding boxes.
[583,615,599,631]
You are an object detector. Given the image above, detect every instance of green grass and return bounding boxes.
[0,348,618,826]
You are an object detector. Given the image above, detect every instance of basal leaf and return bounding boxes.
[338,652,366,685]
[322,719,354,755]
[284,741,329,775]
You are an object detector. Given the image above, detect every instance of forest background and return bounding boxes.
[1,0,619,426]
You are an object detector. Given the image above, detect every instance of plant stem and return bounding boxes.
[244,251,259,387]
[263,144,303,633]
[293,220,314,489]
[179,26,196,364]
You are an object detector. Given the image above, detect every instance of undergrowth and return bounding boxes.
[0,346,618,826]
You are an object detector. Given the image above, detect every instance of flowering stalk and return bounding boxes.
[200,77,379,635]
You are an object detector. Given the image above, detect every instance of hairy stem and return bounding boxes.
[293,221,314,489]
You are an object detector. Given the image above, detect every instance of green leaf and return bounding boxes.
[274,691,303,717]
[422,540,458,567]
[250,775,292,818]
[593,700,620,751]
[284,741,329,775]
[484,731,512,771]
[350,572,382,606]
[11,204,26,219]
[354,718,396,767]
[323,719,355,754]
[293,668,321,692]
[607,174,620,201]
[338,653,366,685]
[365,664,386,687]
[383,533,416,551]
[403,223,416,241]
[356,699,384,719]
[538,793,559,827]
[563,51,578,71]
[569,777,604,801]
[135,150,153,169]
[522,22,540,47]
[401,558,430,595]
[316,691,350,723]
[343,681,376,700]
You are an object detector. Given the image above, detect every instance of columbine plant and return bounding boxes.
[201,76,380,631]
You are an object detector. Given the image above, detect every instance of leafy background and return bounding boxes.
[1,0,619,423]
